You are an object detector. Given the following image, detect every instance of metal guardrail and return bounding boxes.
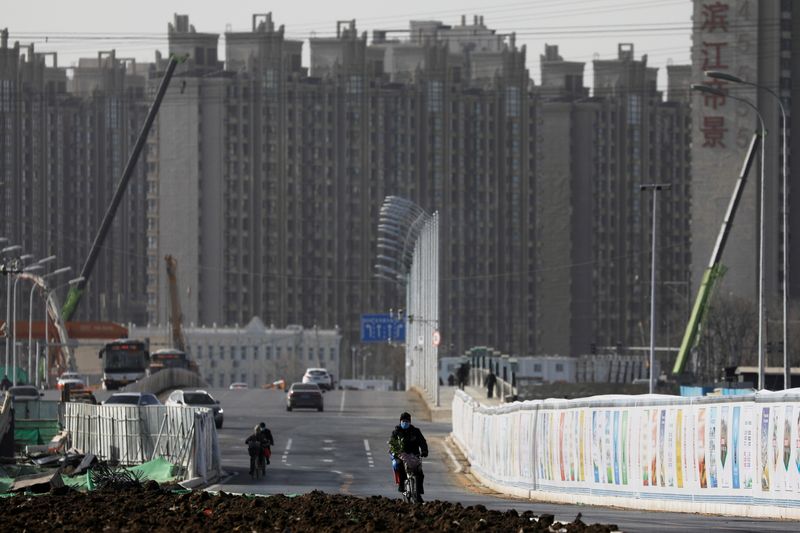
[65,403,220,481]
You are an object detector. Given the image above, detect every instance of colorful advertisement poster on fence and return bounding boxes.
[613,411,620,485]
[720,406,730,489]
[642,410,649,486]
[651,409,658,486]
[783,405,792,492]
[676,409,683,488]
[772,407,780,491]
[742,406,755,489]
[659,409,666,487]
[709,407,718,488]
[732,406,740,489]
[559,412,566,481]
[622,410,629,485]
[796,408,800,490]
[605,411,613,484]
[697,407,707,489]
[579,410,586,482]
[761,407,771,491]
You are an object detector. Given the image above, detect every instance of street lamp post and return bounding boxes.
[13,264,43,384]
[641,183,671,394]
[706,70,790,390]
[2,244,22,374]
[692,83,767,389]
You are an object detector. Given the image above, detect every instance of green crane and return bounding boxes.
[671,130,762,375]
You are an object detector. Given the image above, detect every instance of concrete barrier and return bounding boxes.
[452,389,800,519]
[122,368,208,395]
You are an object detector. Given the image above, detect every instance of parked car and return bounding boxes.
[166,389,224,429]
[57,372,86,390]
[302,368,333,391]
[229,382,248,390]
[8,385,43,401]
[103,392,161,406]
[286,382,324,412]
[67,388,98,405]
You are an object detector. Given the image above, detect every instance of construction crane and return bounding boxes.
[164,255,188,353]
[671,130,762,376]
[60,54,184,323]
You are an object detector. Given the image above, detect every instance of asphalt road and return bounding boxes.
[189,387,797,532]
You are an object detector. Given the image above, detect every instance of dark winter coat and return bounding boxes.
[390,424,428,457]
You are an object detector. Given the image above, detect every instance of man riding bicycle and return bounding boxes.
[245,422,274,476]
[389,411,428,502]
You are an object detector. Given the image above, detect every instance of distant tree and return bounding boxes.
[694,293,757,383]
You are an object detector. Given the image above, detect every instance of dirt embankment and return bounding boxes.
[0,486,619,532]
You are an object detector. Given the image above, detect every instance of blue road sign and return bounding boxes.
[360,314,406,343]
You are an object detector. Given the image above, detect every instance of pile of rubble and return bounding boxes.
[0,488,620,532]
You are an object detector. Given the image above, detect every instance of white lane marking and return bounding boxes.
[322,458,334,463]
[322,446,334,451]
[339,389,346,414]
[323,439,334,444]
[443,439,462,474]
[364,439,375,468]
[282,438,292,463]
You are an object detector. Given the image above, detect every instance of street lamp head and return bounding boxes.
[691,83,726,98]
[22,264,44,273]
[704,70,744,84]
[68,276,86,285]
[37,255,57,265]
[2,244,22,254]
[44,266,72,279]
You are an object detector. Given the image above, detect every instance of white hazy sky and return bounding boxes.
[4,0,693,89]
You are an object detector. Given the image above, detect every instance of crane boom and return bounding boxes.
[61,55,184,321]
[164,255,188,353]
[672,131,761,375]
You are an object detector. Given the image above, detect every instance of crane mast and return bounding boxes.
[164,255,188,353]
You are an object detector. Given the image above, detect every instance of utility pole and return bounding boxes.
[641,183,671,394]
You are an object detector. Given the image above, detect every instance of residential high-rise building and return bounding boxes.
[0,31,150,324]
[691,0,799,319]
[536,44,692,358]
[149,14,536,374]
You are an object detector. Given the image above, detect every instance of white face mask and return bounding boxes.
[400,421,410,429]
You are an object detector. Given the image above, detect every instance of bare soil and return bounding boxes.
[0,485,619,532]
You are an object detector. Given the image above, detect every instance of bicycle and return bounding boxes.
[249,445,267,480]
[254,453,267,479]
[399,453,423,504]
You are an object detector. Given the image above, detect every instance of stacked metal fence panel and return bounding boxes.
[452,389,800,519]
[65,403,220,481]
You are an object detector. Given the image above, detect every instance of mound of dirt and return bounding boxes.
[0,487,618,532]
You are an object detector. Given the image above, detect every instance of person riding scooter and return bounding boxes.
[389,411,428,502]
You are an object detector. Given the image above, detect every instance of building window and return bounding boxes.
[555,363,564,372]
[533,364,542,372]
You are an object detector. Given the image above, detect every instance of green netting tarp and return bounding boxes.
[61,457,180,491]
[14,420,60,446]
[0,367,28,384]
